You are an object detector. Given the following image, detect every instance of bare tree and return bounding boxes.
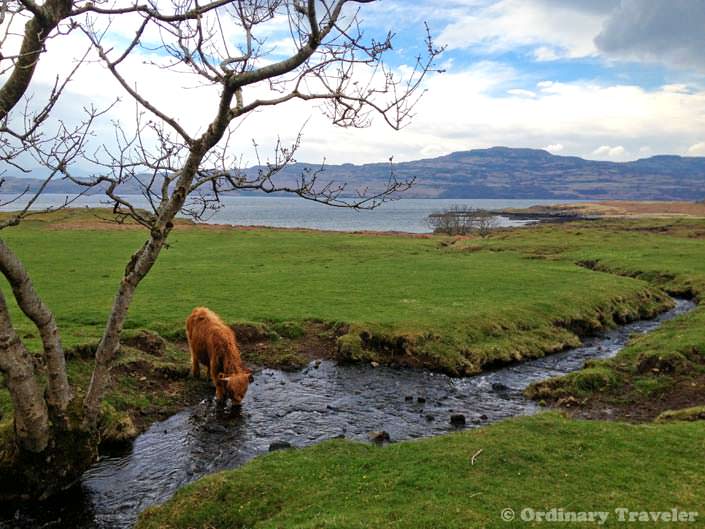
[0,0,442,498]
[427,205,471,235]
[0,0,116,459]
[474,210,498,238]
[427,206,498,237]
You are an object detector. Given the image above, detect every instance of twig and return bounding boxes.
[471,449,483,465]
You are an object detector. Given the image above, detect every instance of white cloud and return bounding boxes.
[6,2,705,176]
[592,145,625,158]
[12,38,705,171]
[382,72,705,163]
[507,88,536,98]
[533,46,561,62]
[15,54,705,169]
[687,142,705,156]
[437,0,606,59]
[427,0,705,72]
[662,84,692,94]
[545,143,564,153]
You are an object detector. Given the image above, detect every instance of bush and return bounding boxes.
[524,366,618,400]
[426,206,498,237]
[336,333,373,362]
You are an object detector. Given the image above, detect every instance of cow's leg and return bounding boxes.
[191,356,200,378]
[214,383,224,402]
[188,337,199,378]
[210,362,224,402]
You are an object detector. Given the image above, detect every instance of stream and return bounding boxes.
[1,298,695,529]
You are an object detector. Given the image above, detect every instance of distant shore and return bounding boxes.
[495,200,705,220]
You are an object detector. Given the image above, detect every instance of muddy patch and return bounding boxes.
[110,360,207,434]
[566,373,705,423]
[239,321,343,371]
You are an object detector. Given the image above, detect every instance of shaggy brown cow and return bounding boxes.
[186,306,252,404]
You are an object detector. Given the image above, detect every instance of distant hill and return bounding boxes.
[3,147,705,200]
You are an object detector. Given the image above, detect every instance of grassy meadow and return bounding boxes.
[1,213,704,422]
[0,211,676,435]
[0,211,674,372]
[1,209,705,526]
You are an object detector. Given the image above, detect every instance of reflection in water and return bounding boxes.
[1,299,694,529]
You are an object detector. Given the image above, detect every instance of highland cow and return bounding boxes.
[186,306,252,404]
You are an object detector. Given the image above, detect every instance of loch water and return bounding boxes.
[0,195,577,233]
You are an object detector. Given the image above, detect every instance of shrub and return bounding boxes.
[427,206,498,237]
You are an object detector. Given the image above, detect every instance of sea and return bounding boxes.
[0,194,577,233]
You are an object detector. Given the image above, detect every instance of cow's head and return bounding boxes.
[217,371,250,405]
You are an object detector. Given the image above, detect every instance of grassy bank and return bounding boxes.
[503,200,705,219]
[136,413,705,529]
[525,296,705,421]
[463,218,705,420]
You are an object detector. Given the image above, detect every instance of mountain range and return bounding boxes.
[3,147,705,200]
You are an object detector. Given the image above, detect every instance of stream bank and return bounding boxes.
[0,298,694,529]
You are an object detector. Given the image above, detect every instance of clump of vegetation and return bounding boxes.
[99,403,138,446]
[635,349,692,374]
[426,206,498,237]
[270,321,306,339]
[572,366,619,393]
[336,333,366,360]
[230,321,274,344]
[525,367,620,400]
[656,406,705,422]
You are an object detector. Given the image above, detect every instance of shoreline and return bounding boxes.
[495,199,705,219]
[7,199,705,238]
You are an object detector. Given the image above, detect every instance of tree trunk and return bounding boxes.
[0,239,72,413]
[0,290,50,453]
[83,90,234,425]
[82,234,168,425]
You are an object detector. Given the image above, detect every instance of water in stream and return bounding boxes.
[1,299,695,529]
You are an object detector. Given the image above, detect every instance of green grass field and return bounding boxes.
[0,212,673,376]
[475,218,705,297]
[474,219,705,417]
[2,211,705,526]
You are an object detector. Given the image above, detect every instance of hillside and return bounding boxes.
[3,147,705,200]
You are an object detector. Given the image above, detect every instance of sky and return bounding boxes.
[7,0,705,171]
